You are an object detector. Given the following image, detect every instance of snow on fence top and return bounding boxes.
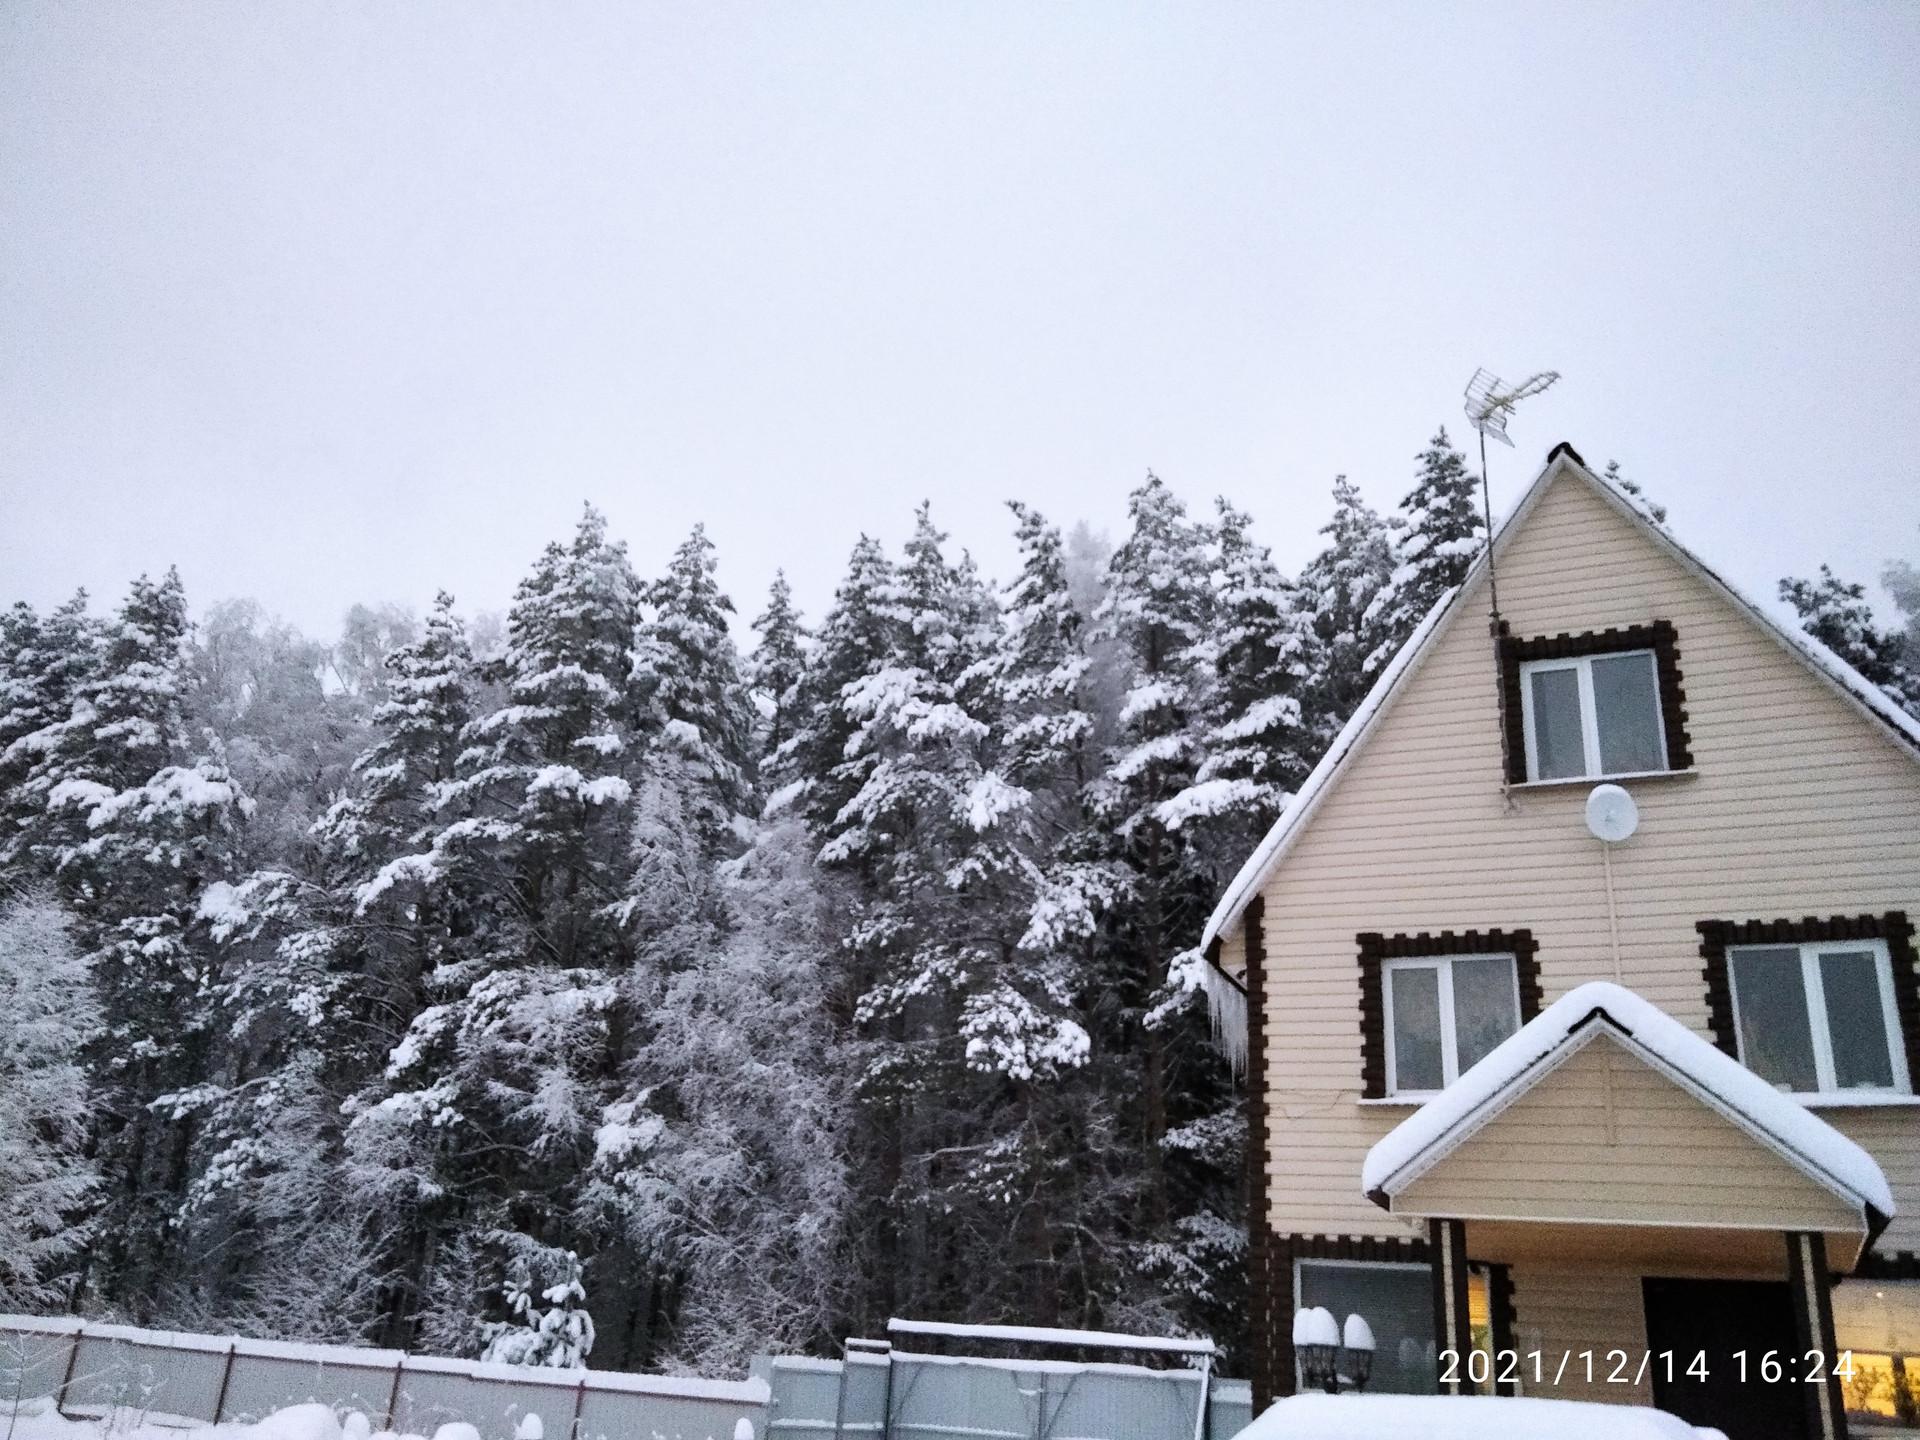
[883,1318,1217,1356]
[1361,981,1896,1220]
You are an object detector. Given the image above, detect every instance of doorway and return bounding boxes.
[1642,1277,1804,1440]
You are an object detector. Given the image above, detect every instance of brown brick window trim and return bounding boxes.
[1357,929,1543,1099]
[1260,1231,1436,1402]
[1697,912,1920,1089]
[1496,618,1693,784]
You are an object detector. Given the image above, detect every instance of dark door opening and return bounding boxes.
[1642,1277,1804,1440]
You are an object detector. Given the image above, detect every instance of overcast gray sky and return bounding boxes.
[3,3,1917,641]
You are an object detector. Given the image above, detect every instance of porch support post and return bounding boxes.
[1786,1231,1847,1440]
[1429,1219,1474,1395]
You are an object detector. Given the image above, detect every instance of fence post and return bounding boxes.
[213,1344,237,1423]
[385,1360,405,1433]
[55,1327,83,1416]
[570,1376,587,1440]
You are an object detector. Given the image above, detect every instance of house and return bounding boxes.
[1201,445,1920,1440]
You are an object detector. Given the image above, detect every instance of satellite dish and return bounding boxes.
[1585,783,1639,843]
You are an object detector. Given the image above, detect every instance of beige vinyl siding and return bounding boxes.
[1509,1266,1653,1406]
[1393,1039,1862,1235]
[1253,468,1920,1249]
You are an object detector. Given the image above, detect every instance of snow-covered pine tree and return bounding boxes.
[479,1251,596,1369]
[1086,475,1218,1231]
[1181,499,1312,865]
[0,592,100,874]
[1374,429,1483,649]
[784,535,906,838]
[748,571,809,767]
[350,509,643,1353]
[170,594,481,1344]
[13,570,249,1316]
[636,525,758,846]
[1779,565,1918,717]
[1296,476,1400,743]
[0,889,100,1310]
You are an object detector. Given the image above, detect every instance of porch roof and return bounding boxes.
[1361,982,1895,1243]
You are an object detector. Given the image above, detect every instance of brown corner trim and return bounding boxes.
[1696,912,1920,1087]
[1497,620,1693,784]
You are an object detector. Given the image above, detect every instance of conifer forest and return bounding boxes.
[2,433,1913,1378]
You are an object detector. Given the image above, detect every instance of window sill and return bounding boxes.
[1507,767,1699,792]
[1794,1093,1920,1109]
[1357,1096,1429,1107]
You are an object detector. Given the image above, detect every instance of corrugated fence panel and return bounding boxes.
[64,1327,228,1422]
[0,1317,768,1440]
[0,1318,81,1402]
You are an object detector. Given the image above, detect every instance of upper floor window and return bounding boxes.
[1728,939,1911,1096]
[1497,621,1693,785]
[1384,953,1521,1096]
[1520,649,1667,781]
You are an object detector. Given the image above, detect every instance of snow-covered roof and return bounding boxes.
[1201,444,1920,954]
[1360,981,1895,1227]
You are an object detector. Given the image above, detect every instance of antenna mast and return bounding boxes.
[1463,368,1560,631]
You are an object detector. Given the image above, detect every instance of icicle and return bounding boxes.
[1202,963,1248,1078]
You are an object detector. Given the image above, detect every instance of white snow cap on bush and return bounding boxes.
[1340,1314,1374,1352]
[1289,1306,1339,1347]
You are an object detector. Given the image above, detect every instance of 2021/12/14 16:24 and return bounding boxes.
[1437,1348,1856,1387]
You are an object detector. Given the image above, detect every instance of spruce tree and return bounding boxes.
[749,571,809,765]
[1296,476,1399,742]
[1375,428,1483,647]
[1780,565,1918,716]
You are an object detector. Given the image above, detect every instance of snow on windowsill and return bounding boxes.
[1506,767,1698,791]
[1355,1096,1427,1107]
[1796,1092,1920,1108]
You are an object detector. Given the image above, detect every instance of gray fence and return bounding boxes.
[0,1316,768,1440]
[752,1351,1251,1440]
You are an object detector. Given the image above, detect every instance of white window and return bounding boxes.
[1728,940,1910,1095]
[1519,649,1668,782]
[1384,954,1521,1096]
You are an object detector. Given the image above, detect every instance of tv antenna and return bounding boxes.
[1463,369,1560,625]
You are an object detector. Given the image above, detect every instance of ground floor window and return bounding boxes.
[1295,1259,1435,1395]
[1834,1279,1920,1429]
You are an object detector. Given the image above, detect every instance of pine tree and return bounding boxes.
[1181,499,1312,858]
[0,889,100,1310]
[637,525,757,845]
[349,509,644,1353]
[1780,565,1918,716]
[749,572,809,766]
[1375,428,1484,647]
[18,570,248,1315]
[0,592,100,874]
[1296,477,1399,742]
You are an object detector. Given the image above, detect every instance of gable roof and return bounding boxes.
[1360,981,1895,1234]
[1200,444,1920,953]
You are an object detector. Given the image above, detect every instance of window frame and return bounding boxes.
[1726,937,1912,1097]
[1357,929,1544,1101]
[1517,648,1669,782]
[1381,952,1523,1098]
[1496,620,1693,786]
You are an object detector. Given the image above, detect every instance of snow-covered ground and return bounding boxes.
[1235,1392,1728,1440]
[0,1399,527,1440]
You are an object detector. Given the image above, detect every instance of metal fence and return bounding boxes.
[0,1316,768,1440]
[753,1349,1251,1440]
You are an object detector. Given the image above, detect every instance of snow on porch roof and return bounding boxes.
[1198,444,1920,955]
[1360,981,1896,1225]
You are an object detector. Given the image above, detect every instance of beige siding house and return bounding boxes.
[1204,446,1920,1440]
